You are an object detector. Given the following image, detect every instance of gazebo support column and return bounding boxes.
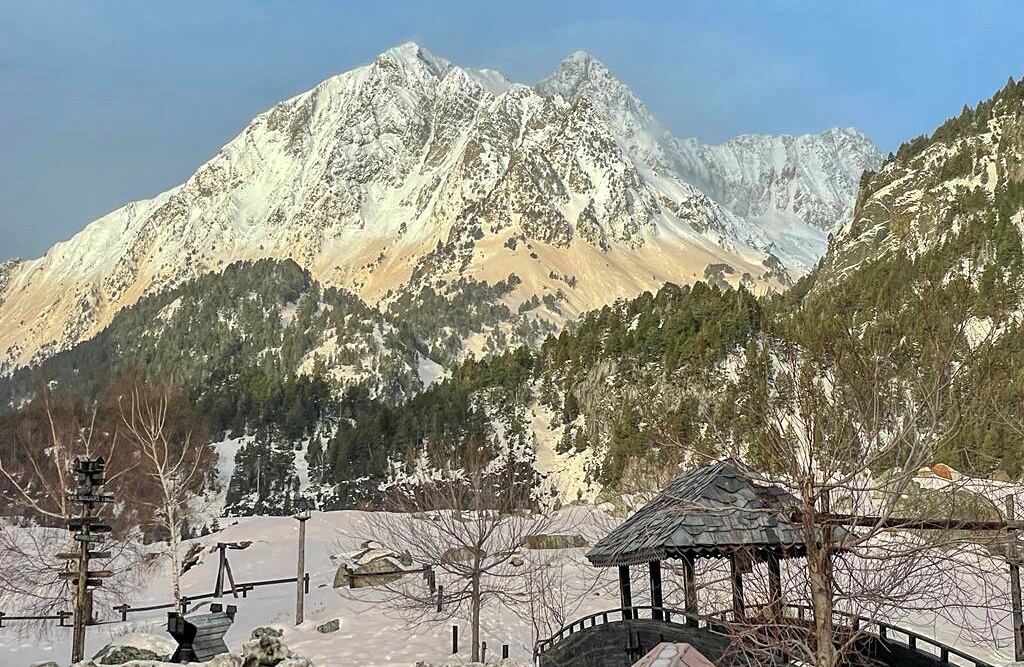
[767,553,783,617]
[730,553,745,620]
[649,560,663,620]
[682,553,698,627]
[618,565,633,620]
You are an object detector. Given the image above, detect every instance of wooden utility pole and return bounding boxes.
[294,497,310,626]
[66,456,114,663]
[1007,495,1024,661]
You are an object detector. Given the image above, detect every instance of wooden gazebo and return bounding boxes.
[586,458,834,621]
[537,459,999,667]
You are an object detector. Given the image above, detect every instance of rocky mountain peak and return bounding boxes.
[536,50,657,139]
[376,41,452,78]
[0,44,881,374]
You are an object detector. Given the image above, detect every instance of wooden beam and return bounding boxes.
[730,553,745,620]
[682,553,698,627]
[648,561,663,621]
[618,565,633,620]
[792,511,1024,532]
[767,553,782,617]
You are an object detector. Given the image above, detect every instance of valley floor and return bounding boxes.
[1,501,1021,666]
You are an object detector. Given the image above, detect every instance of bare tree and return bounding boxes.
[119,382,211,612]
[356,440,562,662]
[0,391,143,625]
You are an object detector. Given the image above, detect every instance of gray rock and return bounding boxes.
[241,633,290,667]
[206,654,244,667]
[316,618,340,633]
[29,662,60,667]
[441,546,486,564]
[250,626,284,640]
[276,659,313,667]
[92,644,164,665]
[522,533,589,550]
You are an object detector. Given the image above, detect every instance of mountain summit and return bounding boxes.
[0,44,881,373]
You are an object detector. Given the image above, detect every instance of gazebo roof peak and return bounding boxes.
[587,458,829,567]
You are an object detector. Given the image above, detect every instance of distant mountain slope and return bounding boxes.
[319,75,1024,505]
[0,259,427,437]
[0,43,879,374]
[537,51,881,256]
[813,76,1024,290]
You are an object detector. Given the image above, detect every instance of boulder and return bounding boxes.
[441,546,486,564]
[241,632,291,667]
[316,618,340,633]
[333,541,414,589]
[250,626,284,640]
[522,533,589,550]
[92,644,164,665]
[931,463,960,480]
[992,469,1012,482]
[29,662,60,667]
[334,556,410,589]
[206,654,244,667]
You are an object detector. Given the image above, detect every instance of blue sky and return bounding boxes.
[1,0,1022,261]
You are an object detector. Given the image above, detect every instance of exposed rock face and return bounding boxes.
[0,43,880,374]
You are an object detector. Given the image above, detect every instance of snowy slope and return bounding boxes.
[0,43,880,373]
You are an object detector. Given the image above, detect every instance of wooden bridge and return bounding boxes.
[535,604,995,667]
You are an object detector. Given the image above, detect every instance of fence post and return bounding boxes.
[481,641,487,662]
[437,585,443,613]
[304,572,310,594]
[1007,495,1024,661]
[0,611,4,628]
[452,625,458,654]
[502,644,509,659]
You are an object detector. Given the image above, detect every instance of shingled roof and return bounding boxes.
[587,458,830,567]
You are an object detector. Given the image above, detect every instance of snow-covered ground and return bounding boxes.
[0,508,615,667]
[2,493,1023,666]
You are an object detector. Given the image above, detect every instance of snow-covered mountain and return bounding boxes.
[0,43,881,373]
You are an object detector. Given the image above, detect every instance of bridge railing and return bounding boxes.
[533,605,724,656]
[718,603,994,667]
[536,603,995,667]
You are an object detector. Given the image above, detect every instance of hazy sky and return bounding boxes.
[2,0,1022,261]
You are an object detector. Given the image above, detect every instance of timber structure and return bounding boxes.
[536,458,1002,667]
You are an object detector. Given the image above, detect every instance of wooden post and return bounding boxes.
[295,514,308,626]
[214,544,226,597]
[1007,495,1024,661]
[682,553,698,627]
[68,456,113,664]
[767,553,783,617]
[452,625,459,654]
[730,552,745,620]
[648,560,664,620]
[72,536,89,661]
[618,565,633,620]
